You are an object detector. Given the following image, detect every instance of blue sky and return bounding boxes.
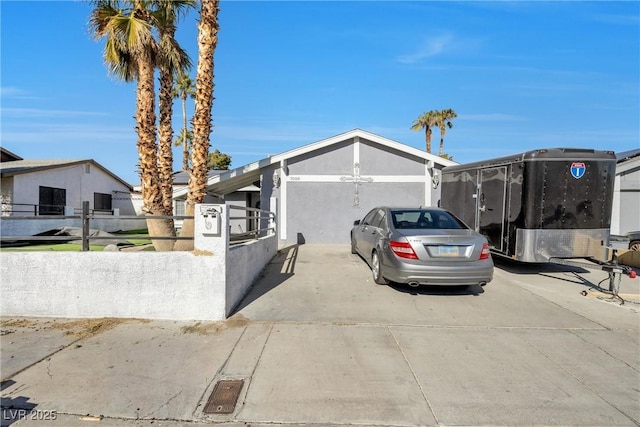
[1,1,638,185]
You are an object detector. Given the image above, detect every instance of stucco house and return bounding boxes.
[611,148,640,236]
[174,129,456,245]
[0,148,136,217]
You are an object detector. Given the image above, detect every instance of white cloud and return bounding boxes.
[459,113,526,122]
[2,107,108,118]
[397,33,455,64]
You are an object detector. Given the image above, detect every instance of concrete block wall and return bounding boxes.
[0,204,277,321]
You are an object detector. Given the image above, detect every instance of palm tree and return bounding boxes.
[411,111,439,154]
[437,108,457,157]
[89,0,185,251]
[172,73,196,170]
[155,0,194,217]
[175,0,220,250]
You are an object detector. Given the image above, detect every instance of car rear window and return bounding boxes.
[391,210,466,230]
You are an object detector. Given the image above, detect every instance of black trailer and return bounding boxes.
[441,148,617,263]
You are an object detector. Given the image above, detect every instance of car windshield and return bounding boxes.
[391,209,466,230]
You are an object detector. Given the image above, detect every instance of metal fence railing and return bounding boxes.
[228,204,276,244]
[1,202,276,250]
[2,203,118,216]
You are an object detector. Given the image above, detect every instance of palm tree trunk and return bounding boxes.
[137,50,175,251]
[426,127,432,154]
[175,0,220,251]
[158,59,175,217]
[182,92,189,170]
[439,128,446,156]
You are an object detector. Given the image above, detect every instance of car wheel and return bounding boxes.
[351,234,357,254]
[630,240,640,252]
[371,251,389,285]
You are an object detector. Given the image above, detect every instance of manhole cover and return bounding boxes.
[203,379,244,414]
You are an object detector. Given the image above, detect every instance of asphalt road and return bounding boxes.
[1,244,639,426]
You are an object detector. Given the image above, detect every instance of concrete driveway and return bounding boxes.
[234,244,640,425]
[1,244,639,426]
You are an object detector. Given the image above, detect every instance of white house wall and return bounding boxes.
[9,163,134,214]
[1,177,13,213]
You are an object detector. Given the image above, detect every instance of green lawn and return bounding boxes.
[1,243,110,252]
[0,229,153,252]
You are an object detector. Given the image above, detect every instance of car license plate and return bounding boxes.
[439,246,459,257]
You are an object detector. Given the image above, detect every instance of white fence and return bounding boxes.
[0,204,277,320]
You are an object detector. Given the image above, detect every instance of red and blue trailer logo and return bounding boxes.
[570,162,586,179]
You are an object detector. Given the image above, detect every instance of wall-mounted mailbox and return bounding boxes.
[200,205,222,236]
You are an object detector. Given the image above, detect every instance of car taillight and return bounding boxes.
[390,241,418,260]
[479,242,490,260]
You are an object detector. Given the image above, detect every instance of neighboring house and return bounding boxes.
[171,170,260,234]
[611,148,640,235]
[0,148,136,217]
[1,147,22,162]
[174,129,456,245]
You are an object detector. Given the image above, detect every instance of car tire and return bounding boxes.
[351,235,357,254]
[371,251,389,285]
[630,240,640,252]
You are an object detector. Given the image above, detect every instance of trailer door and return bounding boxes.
[478,166,507,253]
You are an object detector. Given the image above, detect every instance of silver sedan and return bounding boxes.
[351,207,493,287]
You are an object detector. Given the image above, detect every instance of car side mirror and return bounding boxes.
[353,220,361,226]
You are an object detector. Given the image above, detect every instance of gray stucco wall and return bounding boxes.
[286,182,425,244]
[287,140,353,175]
[256,135,442,245]
[359,139,425,176]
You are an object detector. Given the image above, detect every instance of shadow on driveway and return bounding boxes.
[231,244,300,314]
[493,256,590,276]
[389,283,485,296]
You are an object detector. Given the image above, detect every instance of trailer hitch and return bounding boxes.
[548,255,636,304]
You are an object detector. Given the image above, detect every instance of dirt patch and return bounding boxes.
[0,317,135,338]
[0,319,35,328]
[192,249,214,256]
[180,313,251,335]
[48,318,128,338]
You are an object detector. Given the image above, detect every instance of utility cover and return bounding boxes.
[203,379,244,414]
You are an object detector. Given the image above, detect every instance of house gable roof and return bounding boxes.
[616,149,640,175]
[0,159,133,190]
[174,128,457,198]
[1,147,23,162]
[616,149,640,162]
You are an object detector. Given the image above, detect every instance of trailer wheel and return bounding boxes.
[630,240,640,252]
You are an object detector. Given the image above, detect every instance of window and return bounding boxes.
[371,210,386,229]
[362,209,377,226]
[94,193,112,212]
[175,200,186,216]
[391,209,466,230]
[39,186,66,215]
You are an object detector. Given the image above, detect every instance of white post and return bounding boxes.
[270,196,277,237]
[194,204,229,253]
